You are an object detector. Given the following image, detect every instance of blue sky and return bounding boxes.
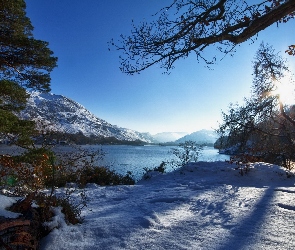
[25,1,295,135]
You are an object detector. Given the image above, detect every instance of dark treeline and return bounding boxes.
[34,131,146,146]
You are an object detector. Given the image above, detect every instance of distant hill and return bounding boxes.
[152,132,188,143]
[175,129,218,144]
[18,91,156,143]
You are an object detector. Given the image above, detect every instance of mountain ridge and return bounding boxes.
[152,132,188,143]
[19,91,155,143]
[18,91,217,145]
[175,129,218,144]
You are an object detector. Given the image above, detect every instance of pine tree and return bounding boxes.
[0,0,57,91]
[0,0,57,146]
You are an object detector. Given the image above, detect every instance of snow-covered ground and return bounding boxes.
[1,161,295,249]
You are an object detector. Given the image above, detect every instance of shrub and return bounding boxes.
[154,161,166,173]
[142,161,167,180]
[79,166,135,187]
[170,141,203,168]
[0,148,57,195]
[1,144,135,242]
[34,191,86,227]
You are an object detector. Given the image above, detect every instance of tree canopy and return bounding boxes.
[0,0,57,146]
[218,43,295,168]
[112,0,295,74]
[0,0,57,91]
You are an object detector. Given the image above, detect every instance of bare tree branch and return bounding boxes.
[192,0,295,45]
[112,0,295,74]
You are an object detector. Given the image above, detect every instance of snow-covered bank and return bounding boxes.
[2,161,295,249]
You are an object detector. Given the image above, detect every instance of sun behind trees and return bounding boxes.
[111,0,295,74]
[218,43,295,169]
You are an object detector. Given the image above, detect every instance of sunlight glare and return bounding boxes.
[273,73,295,106]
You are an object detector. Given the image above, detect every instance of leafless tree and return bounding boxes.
[111,0,295,74]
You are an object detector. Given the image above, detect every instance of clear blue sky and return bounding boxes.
[25,0,295,135]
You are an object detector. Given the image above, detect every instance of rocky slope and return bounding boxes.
[19,91,155,143]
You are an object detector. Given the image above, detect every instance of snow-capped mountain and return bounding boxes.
[19,91,155,143]
[175,129,218,144]
[152,132,188,143]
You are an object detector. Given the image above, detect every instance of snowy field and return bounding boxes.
[1,161,295,249]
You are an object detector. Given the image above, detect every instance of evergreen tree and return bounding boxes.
[0,0,57,146]
[0,0,57,91]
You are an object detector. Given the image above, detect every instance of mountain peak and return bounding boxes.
[175,130,218,144]
[19,91,155,143]
[152,132,188,143]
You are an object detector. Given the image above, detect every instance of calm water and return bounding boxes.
[96,145,229,180]
[0,144,230,181]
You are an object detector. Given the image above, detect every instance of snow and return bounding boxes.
[20,91,155,142]
[42,207,68,232]
[1,161,295,249]
[0,195,21,218]
[152,132,188,143]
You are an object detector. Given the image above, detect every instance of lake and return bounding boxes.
[92,145,230,181]
[0,144,230,181]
